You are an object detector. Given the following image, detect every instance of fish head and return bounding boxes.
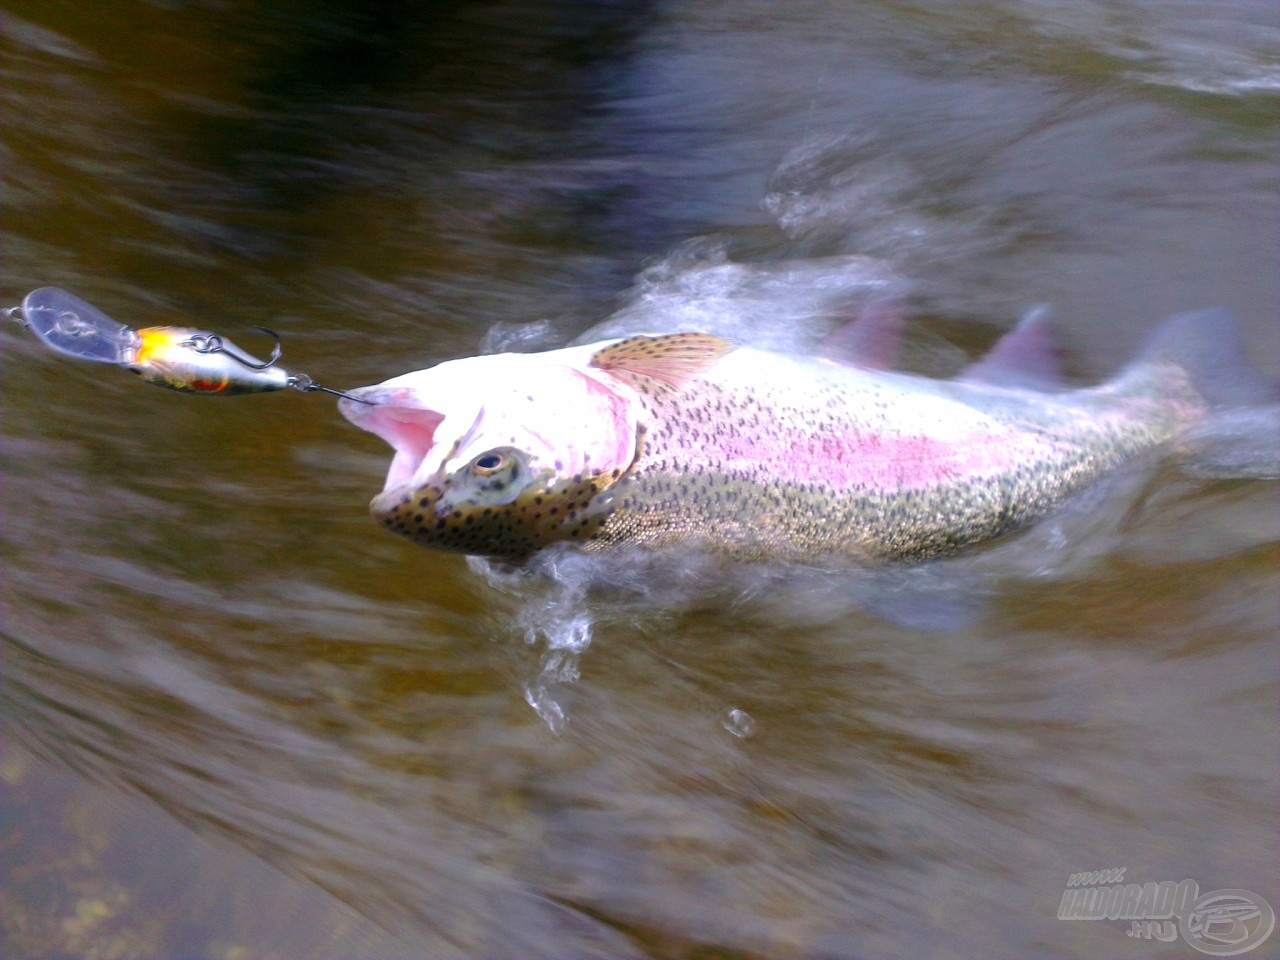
[339,350,640,558]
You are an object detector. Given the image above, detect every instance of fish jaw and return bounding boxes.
[339,384,448,491]
[366,461,622,557]
[338,350,643,556]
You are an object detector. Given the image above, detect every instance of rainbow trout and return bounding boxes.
[339,310,1258,563]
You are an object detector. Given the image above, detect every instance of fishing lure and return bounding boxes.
[5,287,369,402]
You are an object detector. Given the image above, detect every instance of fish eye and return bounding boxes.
[472,452,508,474]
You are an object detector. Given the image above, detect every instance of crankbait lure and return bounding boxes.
[5,287,370,402]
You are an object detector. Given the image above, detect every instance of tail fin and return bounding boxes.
[1134,309,1274,407]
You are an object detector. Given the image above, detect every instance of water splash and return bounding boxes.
[1177,407,1280,480]
[576,243,905,355]
[518,587,594,734]
[472,547,739,731]
[478,317,562,356]
[471,550,614,732]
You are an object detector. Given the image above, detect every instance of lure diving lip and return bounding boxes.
[18,286,139,365]
[7,286,371,402]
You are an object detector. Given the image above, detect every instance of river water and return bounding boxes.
[2,1,1277,958]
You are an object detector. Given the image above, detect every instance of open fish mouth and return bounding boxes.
[338,387,451,493]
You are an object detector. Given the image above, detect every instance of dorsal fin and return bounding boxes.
[818,300,905,370]
[959,307,1063,390]
[589,333,734,388]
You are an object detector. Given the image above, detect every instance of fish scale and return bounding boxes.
[587,362,1179,561]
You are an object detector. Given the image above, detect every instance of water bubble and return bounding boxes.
[722,708,756,739]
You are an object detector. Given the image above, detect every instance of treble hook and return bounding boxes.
[181,326,283,370]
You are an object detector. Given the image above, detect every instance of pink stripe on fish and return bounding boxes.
[683,425,1058,491]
